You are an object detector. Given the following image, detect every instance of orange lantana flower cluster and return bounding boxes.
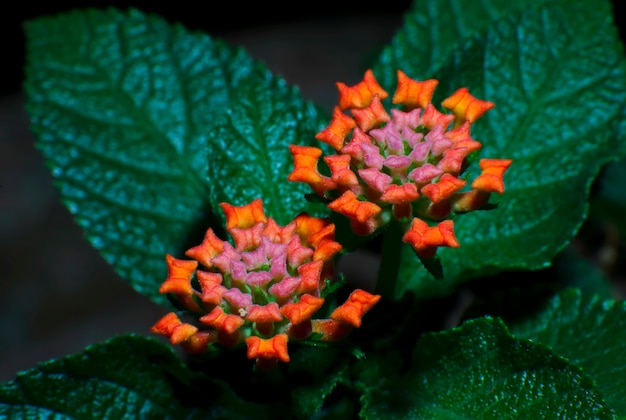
[289,69,512,258]
[151,199,380,369]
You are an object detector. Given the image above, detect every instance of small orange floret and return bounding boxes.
[159,255,197,295]
[281,294,325,325]
[392,70,439,110]
[421,173,467,203]
[293,213,332,245]
[311,319,353,341]
[350,95,391,132]
[199,306,245,334]
[315,107,357,150]
[150,312,198,345]
[185,228,225,268]
[246,303,283,323]
[337,69,388,110]
[402,218,460,258]
[181,331,217,354]
[472,159,513,194]
[328,190,382,224]
[330,289,381,328]
[221,199,267,231]
[288,145,335,195]
[441,87,494,125]
[245,333,290,363]
[380,183,420,204]
[324,154,359,189]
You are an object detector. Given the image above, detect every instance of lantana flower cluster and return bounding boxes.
[151,199,380,369]
[289,69,512,258]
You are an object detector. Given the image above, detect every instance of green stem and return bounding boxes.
[375,220,404,298]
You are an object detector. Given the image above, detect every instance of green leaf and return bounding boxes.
[0,334,271,418]
[510,288,626,415]
[288,346,351,419]
[360,317,613,419]
[24,8,325,305]
[392,0,626,299]
[373,0,546,84]
[208,72,327,226]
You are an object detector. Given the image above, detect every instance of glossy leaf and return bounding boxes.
[373,0,545,85]
[0,334,270,418]
[208,72,327,226]
[360,317,613,419]
[24,8,324,305]
[510,288,626,415]
[391,0,626,299]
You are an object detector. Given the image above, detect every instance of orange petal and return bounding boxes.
[185,228,225,267]
[472,159,513,194]
[311,319,353,341]
[330,289,381,328]
[380,183,420,204]
[159,255,197,295]
[421,173,467,203]
[392,70,439,110]
[195,271,226,305]
[420,103,455,131]
[337,69,388,110]
[315,106,357,150]
[328,190,382,224]
[221,199,267,231]
[263,218,297,244]
[150,312,198,345]
[245,333,290,362]
[351,95,391,132]
[441,87,494,125]
[288,144,335,195]
[281,294,325,325]
[199,306,245,334]
[450,190,491,213]
[230,221,264,252]
[402,218,459,258]
[181,330,217,354]
[293,213,332,245]
[324,154,359,189]
[297,259,324,293]
[246,303,283,323]
[445,121,482,153]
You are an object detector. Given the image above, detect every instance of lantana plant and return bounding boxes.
[4,0,626,418]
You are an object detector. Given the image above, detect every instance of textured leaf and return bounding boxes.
[373,0,545,85]
[0,335,270,418]
[288,347,351,419]
[360,317,613,419]
[392,0,626,299]
[208,72,327,226]
[510,288,626,415]
[24,8,324,305]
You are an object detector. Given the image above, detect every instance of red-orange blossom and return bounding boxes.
[289,69,512,258]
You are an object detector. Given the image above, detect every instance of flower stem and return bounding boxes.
[375,220,404,298]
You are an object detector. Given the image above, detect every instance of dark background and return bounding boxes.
[0,0,624,382]
[0,1,414,97]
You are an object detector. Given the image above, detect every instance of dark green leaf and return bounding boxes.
[510,288,626,415]
[374,0,546,85]
[288,346,351,419]
[360,317,613,419]
[0,334,270,418]
[24,8,325,305]
[393,0,626,299]
[208,72,328,226]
